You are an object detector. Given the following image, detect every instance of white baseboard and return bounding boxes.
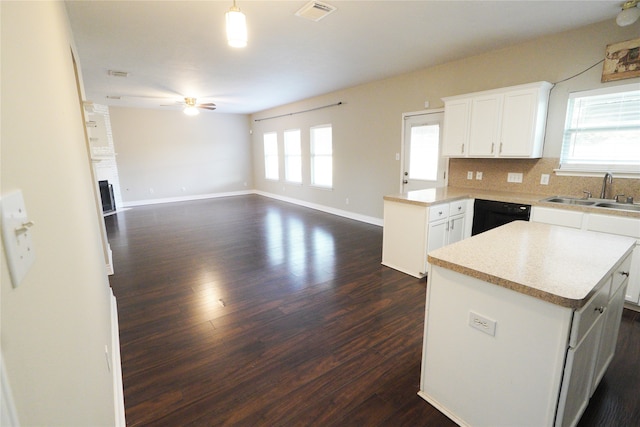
[122,190,253,207]
[254,191,383,226]
[106,244,114,276]
[120,189,383,227]
[110,290,126,427]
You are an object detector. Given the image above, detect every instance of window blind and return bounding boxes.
[560,84,640,173]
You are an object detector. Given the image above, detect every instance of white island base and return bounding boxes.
[419,222,633,427]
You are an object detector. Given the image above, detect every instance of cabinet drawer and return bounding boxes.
[450,200,467,216]
[428,204,450,222]
[586,214,640,239]
[569,280,610,348]
[530,207,584,229]
[611,255,632,299]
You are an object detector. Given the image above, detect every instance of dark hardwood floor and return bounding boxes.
[105,195,640,426]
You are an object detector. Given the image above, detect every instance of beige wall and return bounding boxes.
[1,2,115,425]
[250,19,640,219]
[109,107,252,204]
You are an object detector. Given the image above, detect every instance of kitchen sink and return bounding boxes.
[595,202,640,212]
[541,196,640,212]
[542,197,596,206]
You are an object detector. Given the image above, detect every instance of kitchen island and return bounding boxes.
[419,221,635,427]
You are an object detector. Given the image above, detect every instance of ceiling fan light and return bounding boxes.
[184,106,200,116]
[616,0,640,26]
[226,4,247,48]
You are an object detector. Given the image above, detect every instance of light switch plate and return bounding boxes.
[507,172,523,183]
[540,174,550,185]
[1,190,36,288]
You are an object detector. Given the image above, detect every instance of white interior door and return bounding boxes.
[401,111,447,192]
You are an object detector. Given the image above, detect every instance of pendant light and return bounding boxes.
[616,0,640,26]
[226,0,247,48]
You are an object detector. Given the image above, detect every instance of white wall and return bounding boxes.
[109,107,252,205]
[250,19,640,220]
[1,2,115,425]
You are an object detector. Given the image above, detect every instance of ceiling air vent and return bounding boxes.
[295,1,336,21]
[107,70,129,77]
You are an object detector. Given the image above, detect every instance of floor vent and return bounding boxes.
[295,1,336,21]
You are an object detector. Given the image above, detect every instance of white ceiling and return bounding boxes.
[65,1,622,114]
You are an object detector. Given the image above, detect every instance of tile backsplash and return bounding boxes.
[448,158,640,200]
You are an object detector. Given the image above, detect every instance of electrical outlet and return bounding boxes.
[467,171,474,180]
[476,171,483,180]
[469,311,497,336]
[507,173,523,183]
[345,198,349,205]
[395,153,400,161]
[540,174,550,185]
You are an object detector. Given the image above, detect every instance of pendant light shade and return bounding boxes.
[184,106,200,116]
[226,1,247,48]
[616,0,640,26]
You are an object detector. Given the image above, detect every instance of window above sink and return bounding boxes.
[558,83,640,177]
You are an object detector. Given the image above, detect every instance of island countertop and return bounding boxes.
[427,221,635,308]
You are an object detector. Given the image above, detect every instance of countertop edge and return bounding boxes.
[427,256,583,309]
[385,187,640,219]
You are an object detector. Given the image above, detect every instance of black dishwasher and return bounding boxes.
[471,199,531,235]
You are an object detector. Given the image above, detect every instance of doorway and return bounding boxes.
[401,110,447,192]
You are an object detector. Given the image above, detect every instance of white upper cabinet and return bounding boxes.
[468,94,502,157]
[441,99,470,156]
[442,82,552,158]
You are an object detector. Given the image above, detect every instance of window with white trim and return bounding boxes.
[310,124,332,188]
[263,132,279,180]
[560,84,640,174]
[284,129,302,184]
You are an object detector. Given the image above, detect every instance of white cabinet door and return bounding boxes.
[556,314,604,427]
[592,282,626,396]
[468,94,502,157]
[427,219,448,254]
[499,89,539,157]
[447,214,465,245]
[442,99,470,157]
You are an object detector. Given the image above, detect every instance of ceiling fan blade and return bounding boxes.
[197,104,217,110]
[160,101,185,107]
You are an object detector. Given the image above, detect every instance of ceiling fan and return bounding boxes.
[163,97,217,116]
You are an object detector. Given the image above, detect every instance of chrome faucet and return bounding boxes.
[600,172,613,199]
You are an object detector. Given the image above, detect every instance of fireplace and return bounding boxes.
[99,180,116,213]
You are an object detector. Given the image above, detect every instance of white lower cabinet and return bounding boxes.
[531,206,640,305]
[382,199,470,278]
